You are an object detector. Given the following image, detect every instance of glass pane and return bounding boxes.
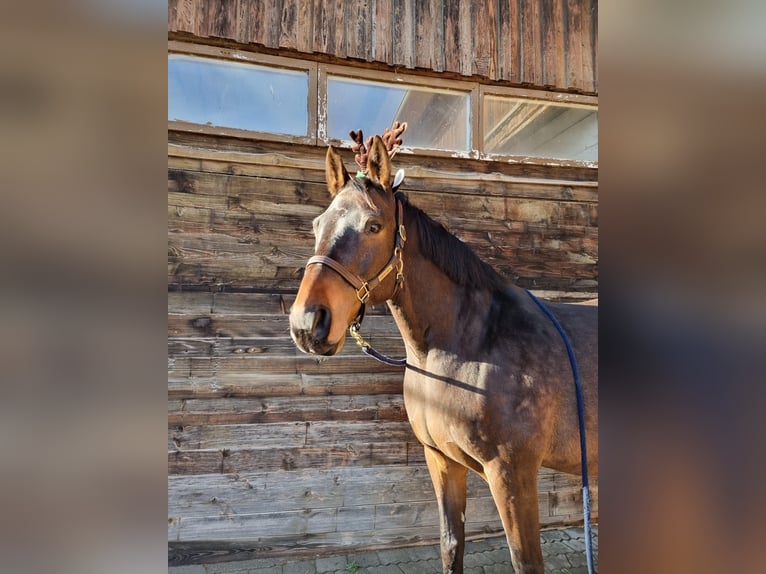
[327,76,470,152]
[483,96,597,161]
[168,55,308,136]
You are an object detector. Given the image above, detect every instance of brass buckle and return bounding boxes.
[394,247,404,284]
[356,282,371,304]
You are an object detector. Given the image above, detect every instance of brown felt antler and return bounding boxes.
[349,121,408,174]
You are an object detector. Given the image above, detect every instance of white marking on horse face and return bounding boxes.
[314,188,379,254]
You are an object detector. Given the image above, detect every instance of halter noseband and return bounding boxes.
[305,197,406,307]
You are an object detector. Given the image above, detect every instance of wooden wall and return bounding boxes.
[168,0,598,94]
[168,130,597,565]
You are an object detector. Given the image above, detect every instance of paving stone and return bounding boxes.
[374,547,407,566]
[542,529,570,543]
[562,537,587,554]
[397,558,442,574]
[397,545,440,562]
[343,552,381,568]
[464,551,494,568]
[315,556,348,573]
[484,547,510,563]
[566,551,587,568]
[544,552,572,571]
[281,559,317,574]
[467,538,505,553]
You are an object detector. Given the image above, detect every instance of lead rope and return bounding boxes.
[525,290,595,574]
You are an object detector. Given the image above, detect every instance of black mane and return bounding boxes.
[397,193,509,293]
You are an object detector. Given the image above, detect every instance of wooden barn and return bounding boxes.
[168,0,598,566]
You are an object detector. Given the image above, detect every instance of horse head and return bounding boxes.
[290,136,403,356]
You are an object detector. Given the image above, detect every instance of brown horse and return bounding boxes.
[289,136,598,574]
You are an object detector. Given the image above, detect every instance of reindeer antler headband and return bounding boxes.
[349,121,408,176]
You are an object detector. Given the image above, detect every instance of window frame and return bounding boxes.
[318,63,479,157]
[478,84,598,166]
[168,41,318,146]
[168,41,597,168]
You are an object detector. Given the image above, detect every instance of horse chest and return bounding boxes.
[402,369,485,462]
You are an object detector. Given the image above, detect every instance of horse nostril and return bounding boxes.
[312,305,331,342]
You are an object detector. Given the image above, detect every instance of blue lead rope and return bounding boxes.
[526,290,595,574]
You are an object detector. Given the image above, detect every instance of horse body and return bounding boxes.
[290,137,597,574]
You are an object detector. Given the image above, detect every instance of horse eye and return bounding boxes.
[367,222,382,234]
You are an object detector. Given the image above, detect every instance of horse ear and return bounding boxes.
[325,145,350,197]
[366,135,392,189]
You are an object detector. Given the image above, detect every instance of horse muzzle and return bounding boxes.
[289,304,345,356]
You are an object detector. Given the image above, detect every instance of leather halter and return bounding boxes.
[305,198,406,306]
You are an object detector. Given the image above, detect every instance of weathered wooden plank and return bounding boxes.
[279,0,299,50]
[168,466,440,518]
[443,0,461,74]
[471,0,495,77]
[311,0,334,54]
[521,0,543,86]
[567,0,584,91]
[172,497,503,541]
[168,373,304,399]
[168,291,391,317]
[229,441,427,472]
[168,332,404,360]
[167,525,503,565]
[346,0,372,61]
[414,0,444,71]
[372,0,393,63]
[212,0,237,38]
[392,0,415,68]
[170,421,416,451]
[169,441,427,474]
[168,136,598,183]
[168,394,407,425]
[170,159,598,204]
[170,492,595,547]
[295,0,314,52]
[168,312,400,338]
[169,449,226,475]
[579,0,596,93]
[170,348,406,379]
[591,0,598,91]
[333,0,347,58]
[497,0,521,84]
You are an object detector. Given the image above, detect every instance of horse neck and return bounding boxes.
[386,207,527,362]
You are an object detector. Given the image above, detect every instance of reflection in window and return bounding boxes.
[483,96,597,161]
[168,55,308,136]
[327,76,470,152]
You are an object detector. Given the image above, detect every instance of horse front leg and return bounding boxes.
[423,445,468,574]
[486,460,545,574]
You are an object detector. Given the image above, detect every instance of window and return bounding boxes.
[168,43,597,165]
[482,96,597,161]
[168,55,309,137]
[326,76,471,152]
